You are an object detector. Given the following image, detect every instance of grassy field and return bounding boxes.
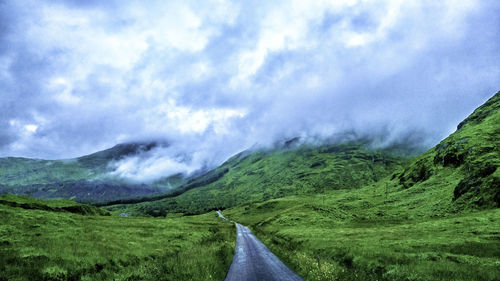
[223,182,500,281]
[0,195,235,281]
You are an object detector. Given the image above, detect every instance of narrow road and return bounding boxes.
[218,211,303,281]
[217,210,229,221]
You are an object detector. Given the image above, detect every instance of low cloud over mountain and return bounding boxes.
[1,0,499,181]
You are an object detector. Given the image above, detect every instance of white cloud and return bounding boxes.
[109,154,196,183]
[145,99,246,135]
[24,124,38,133]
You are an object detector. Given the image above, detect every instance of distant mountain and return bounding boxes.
[0,141,186,203]
[77,141,166,169]
[109,140,412,216]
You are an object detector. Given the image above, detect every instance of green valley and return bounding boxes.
[1,91,499,281]
[2,2,499,280]
[110,90,500,280]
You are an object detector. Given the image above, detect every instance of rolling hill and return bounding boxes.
[395,90,500,209]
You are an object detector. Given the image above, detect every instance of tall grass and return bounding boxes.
[0,196,235,281]
[224,185,500,281]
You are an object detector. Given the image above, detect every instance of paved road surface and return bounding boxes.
[218,211,303,281]
[217,210,229,221]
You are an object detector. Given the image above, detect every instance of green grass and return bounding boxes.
[222,185,500,281]
[0,196,235,281]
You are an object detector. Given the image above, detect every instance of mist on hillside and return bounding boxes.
[1,0,499,182]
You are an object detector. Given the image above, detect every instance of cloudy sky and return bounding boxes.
[1,0,499,181]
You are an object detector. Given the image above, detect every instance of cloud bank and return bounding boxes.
[1,0,499,181]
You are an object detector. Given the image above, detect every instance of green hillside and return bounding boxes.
[107,142,411,216]
[0,195,234,281]
[396,90,500,209]
[219,91,500,281]
[0,142,186,203]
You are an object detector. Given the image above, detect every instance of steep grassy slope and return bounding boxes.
[0,142,185,203]
[220,91,500,281]
[108,142,410,216]
[0,195,234,281]
[396,90,499,208]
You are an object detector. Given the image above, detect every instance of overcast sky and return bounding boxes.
[1,0,499,181]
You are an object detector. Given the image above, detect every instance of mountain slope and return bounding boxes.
[0,142,184,203]
[108,142,411,216]
[395,90,500,208]
[220,91,500,281]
